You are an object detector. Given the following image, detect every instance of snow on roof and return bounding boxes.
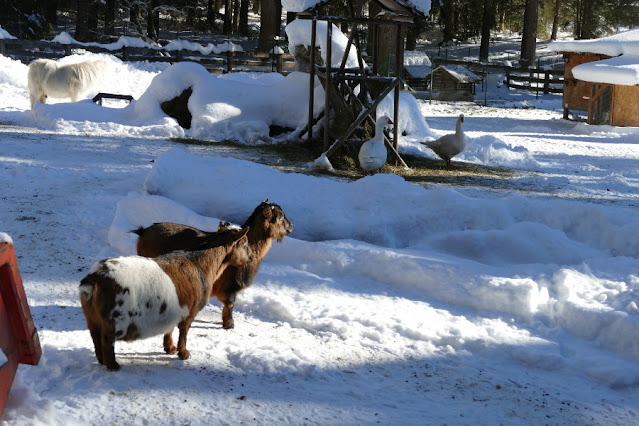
[0,25,16,40]
[404,51,432,78]
[0,232,13,245]
[285,19,360,68]
[572,55,639,86]
[282,0,431,16]
[434,65,481,82]
[404,50,431,67]
[550,26,639,56]
[404,65,431,78]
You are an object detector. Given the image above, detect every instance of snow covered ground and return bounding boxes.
[2,31,639,425]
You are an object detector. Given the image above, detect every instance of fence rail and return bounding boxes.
[504,68,564,94]
[0,38,297,74]
[427,58,565,95]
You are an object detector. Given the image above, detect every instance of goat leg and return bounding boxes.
[87,324,103,364]
[101,332,120,371]
[222,294,237,329]
[163,328,177,354]
[176,318,194,360]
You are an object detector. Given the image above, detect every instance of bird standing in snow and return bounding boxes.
[358,115,393,174]
[421,114,466,167]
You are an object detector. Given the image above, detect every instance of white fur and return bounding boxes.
[88,256,188,340]
[27,59,107,109]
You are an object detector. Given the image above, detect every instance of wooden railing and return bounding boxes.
[428,58,565,94]
[0,38,297,74]
[504,67,564,94]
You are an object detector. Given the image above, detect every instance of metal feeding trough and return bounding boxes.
[92,92,134,106]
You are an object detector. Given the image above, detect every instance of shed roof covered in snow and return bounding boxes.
[572,55,639,86]
[550,27,639,56]
[430,65,481,83]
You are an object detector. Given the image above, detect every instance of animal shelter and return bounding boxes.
[288,0,428,166]
[551,28,639,127]
[427,65,481,102]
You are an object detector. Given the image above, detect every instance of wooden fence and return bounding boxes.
[405,58,565,95]
[504,67,564,94]
[0,38,297,75]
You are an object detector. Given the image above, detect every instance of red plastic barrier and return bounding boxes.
[0,241,42,418]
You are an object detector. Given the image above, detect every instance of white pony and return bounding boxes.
[27,58,108,109]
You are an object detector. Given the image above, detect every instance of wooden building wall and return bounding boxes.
[563,52,611,112]
[612,85,639,127]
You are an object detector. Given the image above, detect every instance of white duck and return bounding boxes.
[358,115,393,174]
[421,114,466,167]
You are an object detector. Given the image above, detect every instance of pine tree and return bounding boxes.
[520,0,538,66]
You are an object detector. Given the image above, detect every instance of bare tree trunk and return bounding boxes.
[130,3,145,37]
[441,0,455,43]
[44,0,59,26]
[580,0,596,39]
[233,0,240,32]
[207,0,218,28]
[186,0,198,28]
[239,0,249,35]
[551,0,561,40]
[479,0,493,61]
[406,19,424,51]
[76,0,91,41]
[88,2,99,40]
[105,0,116,36]
[252,0,260,14]
[147,0,160,41]
[258,0,279,51]
[224,0,232,34]
[575,0,581,38]
[520,0,538,67]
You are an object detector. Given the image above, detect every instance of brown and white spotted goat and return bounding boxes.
[79,227,251,371]
[133,199,293,329]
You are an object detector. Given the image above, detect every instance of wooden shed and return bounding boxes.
[550,28,639,127]
[427,65,481,101]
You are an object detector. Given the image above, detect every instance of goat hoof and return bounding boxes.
[106,362,121,371]
[178,350,191,360]
[223,320,235,329]
[164,345,177,355]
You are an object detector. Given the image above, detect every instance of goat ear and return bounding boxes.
[263,198,269,204]
[262,204,272,220]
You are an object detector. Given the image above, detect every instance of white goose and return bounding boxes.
[358,115,393,174]
[421,114,466,167]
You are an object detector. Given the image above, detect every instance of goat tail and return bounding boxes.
[130,226,146,236]
[79,278,95,301]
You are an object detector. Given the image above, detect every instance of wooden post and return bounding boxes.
[64,45,71,56]
[226,49,234,73]
[544,71,550,94]
[121,46,128,61]
[324,20,332,151]
[176,49,183,61]
[393,22,403,159]
[276,53,283,74]
[0,40,5,56]
[308,18,317,140]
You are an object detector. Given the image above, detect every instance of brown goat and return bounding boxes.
[133,220,241,258]
[132,200,293,329]
[79,227,251,371]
